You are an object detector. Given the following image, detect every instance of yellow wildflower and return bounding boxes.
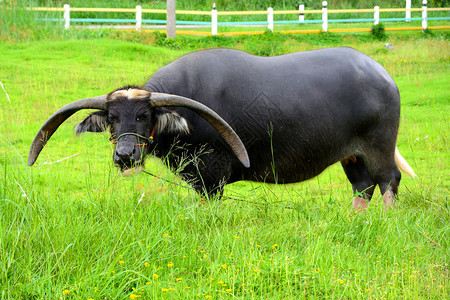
[153,273,159,279]
[272,244,278,248]
[162,288,169,292]
[338,279,344,284]
[129,294,141,299]
[144,262,150,267]
[221,264,227,269]
[62,289,69,295]
[119,260,124,264]
[167,262,174,267]
[226,289,232,292]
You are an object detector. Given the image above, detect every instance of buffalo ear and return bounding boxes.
[75,110,109,134]
[155,108,190,135]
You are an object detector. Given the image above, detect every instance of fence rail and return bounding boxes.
[26,1,450,36]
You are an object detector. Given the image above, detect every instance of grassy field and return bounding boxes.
[0,31,449,299]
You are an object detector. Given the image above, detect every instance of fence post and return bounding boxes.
[406,0,411,22]
[212,3,217,36]
[167,0,176,38]
[322,1,328,32]
[374,6,379,25]
[136,5,142,31]
[422,0,427,30]
[268,7,273,31]
[64,4,70,30]
[299,4,304,23]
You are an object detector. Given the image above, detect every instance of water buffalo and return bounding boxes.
[29,47,416,209]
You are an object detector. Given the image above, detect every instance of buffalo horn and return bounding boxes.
[28,95,107,166]
[149,93,250,168]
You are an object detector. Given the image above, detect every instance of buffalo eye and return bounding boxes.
[108,114,119,123]
[136,113,150,122]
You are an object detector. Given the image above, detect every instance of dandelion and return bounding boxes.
[119,260,125,264]
[338,279,344,284]
[184,286,191,289]
[177,278,183,282]
[62,289,69,295]
[272,244,278,248]
[162,288,169,292]
[234,235,240,239]
[130,294,141,299]
[366,288,371,292]
[153,273,159,279]
[144,262,150,267]
[167,262,174,267]
[221,264,227,269]
[205,295,212,299]
[256,245,261,248]
[254,269,261,272]
[146,282,152,285]
[226,289,232,292]
[169,288,175,291]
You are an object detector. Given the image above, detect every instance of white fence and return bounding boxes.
[28,1,450,36]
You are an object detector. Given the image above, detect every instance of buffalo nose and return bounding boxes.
[114,136,139,164]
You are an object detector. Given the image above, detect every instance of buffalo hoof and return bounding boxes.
[353,196,369,211]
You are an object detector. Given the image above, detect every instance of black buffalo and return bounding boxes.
[29,48,416,209]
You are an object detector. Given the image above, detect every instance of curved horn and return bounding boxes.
[150,93,250,168]
[28,95,107,166]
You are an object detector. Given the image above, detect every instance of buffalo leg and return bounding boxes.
[363,146,402,210]
[341,156,376,210]
[376,168,401,210]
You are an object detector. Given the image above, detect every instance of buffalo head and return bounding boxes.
[28,87,250,175]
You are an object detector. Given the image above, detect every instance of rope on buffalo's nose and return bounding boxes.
[109,124,156,146]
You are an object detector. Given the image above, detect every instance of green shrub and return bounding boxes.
[371,23,387,40]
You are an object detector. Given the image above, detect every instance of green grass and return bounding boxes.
[0,33,449,299]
